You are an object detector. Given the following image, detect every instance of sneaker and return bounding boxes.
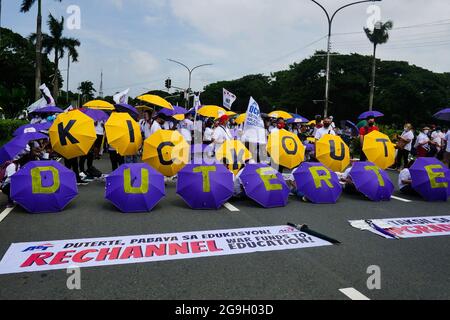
[77,180,89,186]
[302,196,309,203]
[79,172,87,180]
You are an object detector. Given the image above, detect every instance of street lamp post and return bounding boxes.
[311,0,382,117]
[167,59,212,109]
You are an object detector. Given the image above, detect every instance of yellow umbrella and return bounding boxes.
[136,94,174,110]
[83,100,115,110]
[363,131,396,170]
[306,137,315,143]
[173,114,185,121]
[105,113,143,156]
[216,140,252,175]
[198,105,227,119]
[235,114,246,125]
[316,135,351,172]
[226,111,237,117]
[136,105,152,111]
[49,110,97,159]
[267,130,305,169]
[142,130,190,177]
[307,120,317,126]
[268,111,293,120]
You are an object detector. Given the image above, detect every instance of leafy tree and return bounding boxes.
[78,81,96,103]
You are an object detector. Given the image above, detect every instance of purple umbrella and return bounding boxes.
[410,158,450,202]
[105,163,165,213]
[358,111,384,120]
[239,164,290,208]
[11,161,78,213]
[349,161,394,201]
[31,106,64,114]
[288,114,309,123]
[293,162,342,204]
[159,106,188,117]
[0,132,48,165]
[115,104,139,117]
[177,164,234,210]
[433,108,450,121]
[345,120,359,136]
[80,108,109,122]
[13,123,52,136]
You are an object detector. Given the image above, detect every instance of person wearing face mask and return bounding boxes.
[314,117,336,141]
[359,117,379,161]
[395,123,415,170]
[414,126,431,158]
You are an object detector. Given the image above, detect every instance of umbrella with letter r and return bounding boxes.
[349,161,394,201]
[105,163,165,213]
[11,160,78,213]
[177,164,234,210]
[239,164,290,208]
[410,158,450,202]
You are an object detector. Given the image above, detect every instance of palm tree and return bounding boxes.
[30,14,80,100]
[78,81,96,103]
[20,0,62,100]
[364,20,394,111]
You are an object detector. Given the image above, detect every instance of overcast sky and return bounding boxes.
[3,0,450,98]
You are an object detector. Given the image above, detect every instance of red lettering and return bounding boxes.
[168,242,190,256]
[120,246,143,260]
[20,252,53,268]
[437,224,450,231]
[145,244,166,257]
[207,240,224,252]
[190,241,208,254]
[413,226,432,234]
[72,250,98,264]
[49,250,76,265]
[96,247,122,261]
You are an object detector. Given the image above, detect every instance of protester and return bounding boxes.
[395,123,414,170]
[444,128,450,168]
[212,115,233,153]
[314,117,336,141]
[431,126,445,159]
[359,117,379,161]
[1,155,31,208]
[398,160,419,196]
[94,121,105,159]
[203,119,214,145]
[414,127,431,158]
[150,114,165,136]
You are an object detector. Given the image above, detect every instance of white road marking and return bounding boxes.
[392,196,412,203]
[224,203,240,212]
[339,288,370,300]
[0,206,15,224]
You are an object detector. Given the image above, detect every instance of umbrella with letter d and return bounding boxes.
[239,164,290,208]
[410,158,449,202]
[293,162,342,204]
[349,161,394,201]
[11,161,78,213]
[106,163,165,213]
[177,164,234,210]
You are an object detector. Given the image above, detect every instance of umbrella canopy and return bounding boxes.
[433,108,450,121]
[267,129,305,169]
[11,161,78,213]
[83,100,115,111]
[30,106,64,114]
[349,162,394,202]
[358,111,384,120]
[268,111,293,120]
[105,163,165,213]
[80,108,109,122]
[136,94,174,110]
[362,131,396,170]
[240,164,290,208]
[410,158,450,202]
[159,106,188,117]
[293,163,342,204]
[198,105,227,119]
[136,105,152,111]
[115,103,139,117]
[289,114,309,123]
[316,135,350,172]
[235,114,246,125]
[13,123,52,136]
[0,132,48,165]
[177,164,234,210]
[345,120,359,136]
[105,113,143,156]
[215,140,252,175]
[226,111,237,117]
[142,130,190,177]
[49,110,97,159]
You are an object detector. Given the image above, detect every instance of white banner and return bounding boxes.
[349,215,450,239]
[113,88,130,104]
[223,88,236,110]
[39,84,55,106]
[0,225,332,275]
[242,97,267,144]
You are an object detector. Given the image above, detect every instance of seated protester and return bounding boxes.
[398,161,419,196]
[338,165,357,194]
[1,156,31,208]
[284,173,310,202]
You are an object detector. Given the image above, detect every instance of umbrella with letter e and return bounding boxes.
[410,158,449,202]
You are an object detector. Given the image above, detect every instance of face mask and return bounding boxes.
[324,124,331,128]
[424,130,429,135]
[277,123,285,130]
[369,122,375,127]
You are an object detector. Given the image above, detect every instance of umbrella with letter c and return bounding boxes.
[410,158,449,202]
[316,135,350,172]
[267,129,305,169]
[362,131,396,170]
[349,162,394,201]
[105,113,142,156]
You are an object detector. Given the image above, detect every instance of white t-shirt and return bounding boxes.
[233,169,244,196]
[398,168,411,190]
[178,119,194,142]
[314,127,336,140]
[445,131,450,152]
[95,122,104,135]
[400,130,415,152]
[204,127,214,142]
[415,133,429,148]
[213,126,233,152]
[150,121,162,136]
[4,163,19,184]
[432,131,445,149]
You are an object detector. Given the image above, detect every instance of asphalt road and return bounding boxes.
[0,158,449,300]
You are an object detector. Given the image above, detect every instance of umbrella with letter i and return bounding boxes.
[410,158,450,202]
[105,113,142,156]
[349,162,394,202]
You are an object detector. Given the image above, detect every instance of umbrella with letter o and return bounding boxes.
[349,162,394,201]
[362,131,396,170]
[105,163,165,213]
[105,113,142,156]
[267,129,305,169]
[215,140,252,175]
[142,130,190,177]
[293,163,342,204]
[49,110,97,159]
[410,158,450,202]
[11,161,78,213]
[239,164,290,208]
[316,135,350,172]
[177,164,234,210]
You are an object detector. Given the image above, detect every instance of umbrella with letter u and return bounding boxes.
[362,131,396,170]
[105,163,165,213]
[349,162,394,201]
[11,161,78,213]
[105,113,142,156]
[316,135,350,172]
[239,164,290,208]
[410,158,449,202]
[267,129,305,169]
[177,164,234,210]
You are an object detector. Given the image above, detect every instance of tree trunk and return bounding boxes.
[369,43,377,111]
[53,51,59,100]
[35,0,42,100]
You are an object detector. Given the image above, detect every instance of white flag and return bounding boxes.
[27,98,47,113]
[223,88,236,110]
[242,97,267,144]
[113,88,130,104]
[39,84,55,106]
[193,92,202,112]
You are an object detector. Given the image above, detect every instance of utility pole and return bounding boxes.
[99,70,104,98]
[66,53,70,104]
